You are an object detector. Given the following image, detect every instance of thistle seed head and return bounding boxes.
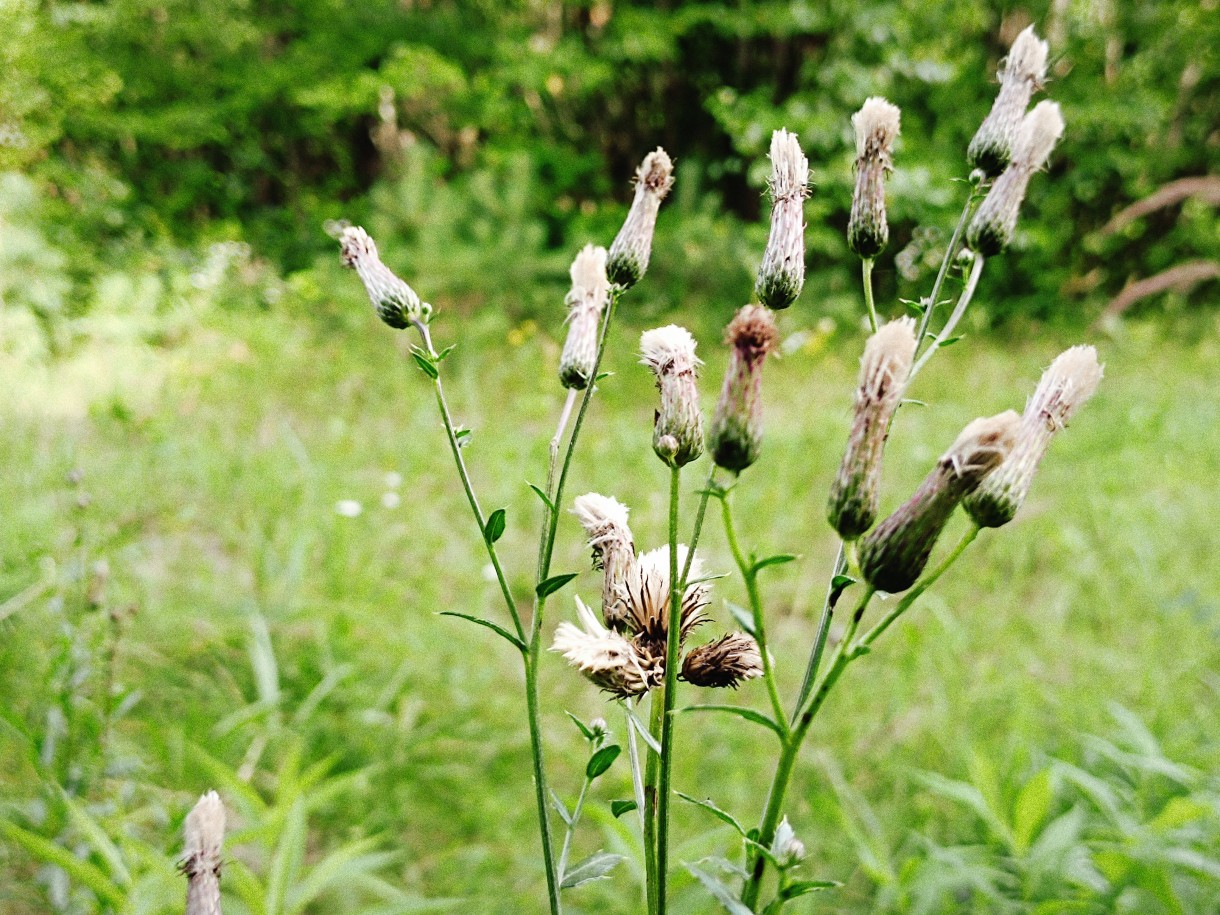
[709,305,779,472]
[551,597,657,698]
[828,318,918,539]
[860,411,1020,593]
[640,325,705,467]
[967,25,1050,176]
[965,345,1102,527]
[607,148,674,288]
[680,632,763,689]
[755,129,810,309]
[967,101,1064,256]
[339,226,427,328]
[849,98,901,258]
[182,790,225,915]
[614,544,711,653]
[572,492,636,628]
[559,244,611,390]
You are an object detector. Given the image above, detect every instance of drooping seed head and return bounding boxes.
[339,226,427,328]
[860,411,1021,592]
[755,130,810,309]
[572,492,636,628]
[182,790,225,915]
[967,25,1050,176]
[607,148,674,288]
[640,325,705,467]
[828,318,918,539]
[965,345,1102,527]
[551,597,656,698]
[680,631,763,689]
[709,305,780,472]
[848,98,901,258]
[559,244,611,390]
[967,101,1064,255]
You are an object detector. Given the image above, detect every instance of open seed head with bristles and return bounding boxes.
[607,148,674,288]
[572,492,636,627]
[614,544,710,651]
[559,244,611,390]
[756,129,810,309]
[338,226,426,329]
[849,98,901,258]
[967,101,1065,255]
[966,345,1103,527]
[860,411,1021,593]
[641,325,705,467]
[182,790,225,915]
[710,305,779,473]
[828,317,918,539]
[967,25,1050,176]
[551,597,656,698]
[680,632,763,689]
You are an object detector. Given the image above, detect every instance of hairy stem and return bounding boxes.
[792,542,847,721]
[916,190,976,351]
[644,691,664,914]
[557,772,592,881]
[679,467,719,588]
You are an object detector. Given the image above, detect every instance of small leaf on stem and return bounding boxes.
[626,707,662,755]
[610,800,637,819]
[780,880,842,900]
[560,852,625,889]
[410,350,439,379]
[565,711,595,741]
[537,573,578,599]
[677,704,783,738]
[550,790,572,826]
[484,508,507,544]
[726,602,757,636]
[683,863,753,915]
[437,612,525,652]
[675,792,746,836]
[527,483,555,512]
[586,744,621,779]
[752,553,799,574]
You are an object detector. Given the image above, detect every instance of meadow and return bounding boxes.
[2,292,1217,912]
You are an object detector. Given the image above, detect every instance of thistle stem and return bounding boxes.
[791,542,847,721]
[655,464,683,914]
[644,691,664,914]
[859,524,979,649]
[679,467,719,588]
[416,321,559,914]
[741,588,875,910]
[720,492,790,737]
[916,191,976,351]
[623,698,648,836]
[538,389,580,573]
[557,771,592,882]
[908,254,985,382]
[861,258,879,333]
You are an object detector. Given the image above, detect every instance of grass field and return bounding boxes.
[1,300,1218,913]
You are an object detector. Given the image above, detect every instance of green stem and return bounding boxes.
[644,691,664,915]
[908,254,985,382]
[557,773,592,882]
[859,524,979,649]
[720,492,789,737]
[741,588,875,910]
[915,191,976,353]
[416,322,558,913]
[623,698,648,836]
[861,258,878,333]
[655,465,683,915]
[791,542,846,722]
[679,467,719,588]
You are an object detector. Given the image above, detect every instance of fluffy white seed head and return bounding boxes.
[852,97,901,159]
[967,25,1051,176]
[607,148,674,287]
[1007,24,1050,85]
[965,346,1103,527]
[641,326,704,466]
[572,492,636,626]
[551,597,653,697]
[559,244,611,389]
[1012,100,1065,172]
[755,130,810,309]
[338,226,427,328]
[640,325,701,374]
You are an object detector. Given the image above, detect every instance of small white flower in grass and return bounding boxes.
[384,471,403,489]
[771,816,806,866]
[381,491,401,509]
[335,499,363,518]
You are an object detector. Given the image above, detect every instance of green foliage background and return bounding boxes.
[3,0,1218,324]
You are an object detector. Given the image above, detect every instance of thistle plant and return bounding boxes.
[337,26,1104,914]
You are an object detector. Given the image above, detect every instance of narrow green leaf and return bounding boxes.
[677,704,782,737]
[536,573,578,600]
[683,862,753,915]
[586,744,621,779]
[829,575,857,607]
[751,553,798,574]
[780,879,842,900]
[938,335,964,347]
[610,800,637,819]
[0,819,125,906]
[626,707,662,756]
[438,612,525,652]
[565,711,595,741]
[266,797,307,915]
[675,792,746,836]
[410,351,438,379]
[454,427,472,441]
[725,602,757,637]
[434,344,457,362]
[1012,768,1053,855]
[484,508,507,544]
[550,790,572,826]
[528,483,555,512]
[55,788,132,888]
[560,851,625,889]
